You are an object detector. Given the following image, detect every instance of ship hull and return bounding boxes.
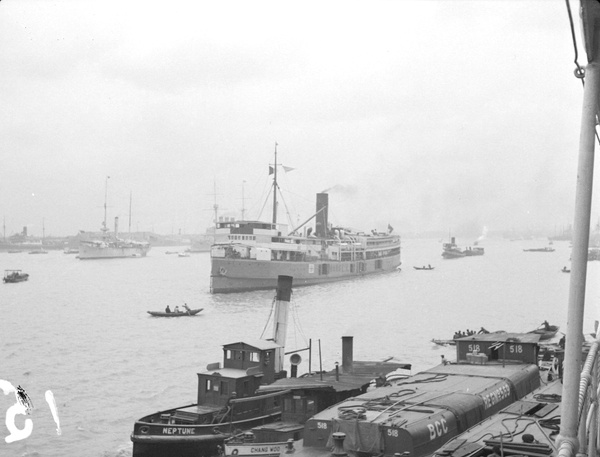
[78,245,150,259]
[210,254,401,293]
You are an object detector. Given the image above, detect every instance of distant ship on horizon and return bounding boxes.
[78,178,150,260]
[78,219,151,259]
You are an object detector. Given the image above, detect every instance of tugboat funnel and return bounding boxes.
[273,275,293,372]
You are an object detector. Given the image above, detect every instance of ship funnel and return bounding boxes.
[315,193,329,238]
[273,275,293,372]
[114,217,119,236]
[342,336,353,373]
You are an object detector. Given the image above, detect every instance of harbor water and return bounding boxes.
[1,237,598,457]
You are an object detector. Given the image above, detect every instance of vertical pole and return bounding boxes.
[319,339,323,381]
[272,143,278,224]
[558,61,600,452]
[309,339,312,374]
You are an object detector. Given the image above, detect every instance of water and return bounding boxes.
[1,238,598,457]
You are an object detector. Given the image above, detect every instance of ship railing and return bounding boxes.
[557,334,600,457]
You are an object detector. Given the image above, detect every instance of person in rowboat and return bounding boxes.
[165,305,171,313]
[543,320,551,330]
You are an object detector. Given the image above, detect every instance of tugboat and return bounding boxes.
[442,237,484,258]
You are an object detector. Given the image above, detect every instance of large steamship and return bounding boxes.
[210,148,401,293]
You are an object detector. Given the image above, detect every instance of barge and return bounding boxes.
[254,331,547,457]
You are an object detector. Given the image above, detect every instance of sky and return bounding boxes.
[0,0,592,238]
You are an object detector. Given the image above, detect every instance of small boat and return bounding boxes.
[224,439,290,457]
[63,248,79,254]
[414,265,434,270]
[431,338,456,346]
[523,246,555,252]
[28,248,48,254]
[432,327,494,346]
[464,246,485,256]
[3,270,29,283]
[7,250,22,254]
[147,308,203,317]
[528,321,559,340]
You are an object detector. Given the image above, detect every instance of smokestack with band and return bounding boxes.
[342,336,353,373]
[315,193,329,238]
[273,275,293,372]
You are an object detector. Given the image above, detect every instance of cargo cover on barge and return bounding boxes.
[276,332,545,457]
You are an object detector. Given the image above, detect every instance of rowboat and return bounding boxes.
[414,265,434,270]
[147,308,203,317]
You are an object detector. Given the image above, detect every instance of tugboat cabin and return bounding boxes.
[197,339,284,407]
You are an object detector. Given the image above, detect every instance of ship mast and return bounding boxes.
[272,143,278,224]
[128,191,132,235]
[212,180,219,228]
[102,176,110,234]
[241,180,246,221]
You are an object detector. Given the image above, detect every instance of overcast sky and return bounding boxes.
[0,0,592,237]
